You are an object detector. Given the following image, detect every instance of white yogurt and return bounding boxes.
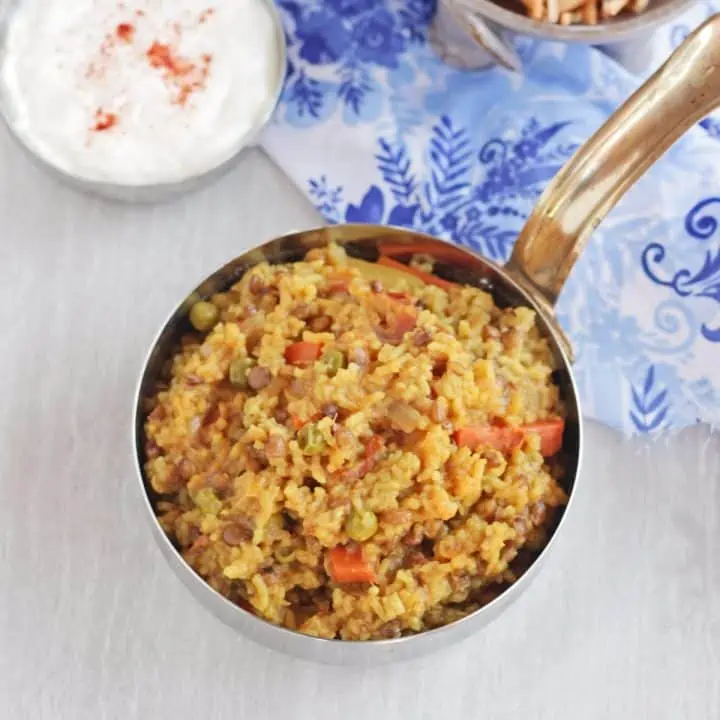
[1,0,282,185]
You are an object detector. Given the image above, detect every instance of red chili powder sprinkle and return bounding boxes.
[86,9,214,114]
[91,109,119,132]
[175,55,213,105]
[146,41,213,106]
[116,23,135,42]
[146,41,194,76]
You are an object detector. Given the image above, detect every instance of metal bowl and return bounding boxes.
[133,225,583,665]
[432,0,692,72]
[0,0,286,203]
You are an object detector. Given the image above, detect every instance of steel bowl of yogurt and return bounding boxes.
[0,0,286,202]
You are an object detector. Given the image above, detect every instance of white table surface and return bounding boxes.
[1,134,718,720]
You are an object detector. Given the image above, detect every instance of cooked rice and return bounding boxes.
[144,243,568,641]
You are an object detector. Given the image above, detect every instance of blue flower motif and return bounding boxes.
[700,117,720,140]
[346,186,385,224]
[343,185,419,226]
[277,0,720,433]
[441,214,458,231]
[310,116,573,263]
[641,197,720,343]
[279,0,426,119]
[630,365,671,433]
[329,0,376,17]
[352,9,406,68]
[283,73,338,127]
[296,10,350,65]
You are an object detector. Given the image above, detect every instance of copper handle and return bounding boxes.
[506,14,720,313]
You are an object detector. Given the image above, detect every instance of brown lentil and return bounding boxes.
[321,403,339,418]
[310,315,332,332]
[223,520,254,546]
[247,366,271,390]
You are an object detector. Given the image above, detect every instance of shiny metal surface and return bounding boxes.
[434,0,691,71]
[133,226,583,665]
[0,0,287,203]
[507,14,720,309]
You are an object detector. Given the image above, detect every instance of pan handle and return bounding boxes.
[505,14,720,312]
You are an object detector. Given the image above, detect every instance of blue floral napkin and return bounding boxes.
[261,0,720,434]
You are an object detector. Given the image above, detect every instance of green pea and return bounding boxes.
[189,301,220,332]
[193,487,222,515]
[228,357,255,389]
[297,423,327,455]
[323,348,346,376]
[345,508,378,542]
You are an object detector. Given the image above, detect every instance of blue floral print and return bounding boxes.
[263,0,720,433]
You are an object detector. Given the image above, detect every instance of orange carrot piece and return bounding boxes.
[377,256,457,291]
[453,418,565,457]
[379,242,471,264]
[285,341,322,365]
[521,418,565,457]
[453,426,524,454]
[327,546,376,584]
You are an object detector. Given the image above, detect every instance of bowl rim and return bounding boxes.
[132,225,584,656]
[459,0,692,43]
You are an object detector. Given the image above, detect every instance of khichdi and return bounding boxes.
[144,243,568,640]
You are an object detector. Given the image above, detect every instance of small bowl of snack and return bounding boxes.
[432,0,692,72]
[0,0,286,201]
